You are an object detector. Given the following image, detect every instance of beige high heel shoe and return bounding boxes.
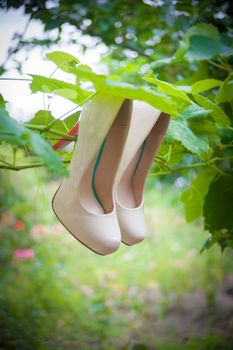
[52,94,132,255]
[115,101,170,245]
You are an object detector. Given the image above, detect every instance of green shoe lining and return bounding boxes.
[92,137,147,210]
[132,138,147,177]
[92,138,106,211]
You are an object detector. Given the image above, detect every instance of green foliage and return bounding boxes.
[45,52,177,114]
[28,109,79,141]
[167,120,211,160]
[181,170,216,222]
[215,72,233,103]
[192,93,230,127]
[30,74,94,105]
[0,6,233,251]
[191,79,222,93]
[0,106,67,175]
[176,22,233,61]
[143,75,191,103]
[203,173,233,250]
[1,1,232,62]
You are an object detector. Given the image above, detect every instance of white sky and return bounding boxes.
[0,8,108,122]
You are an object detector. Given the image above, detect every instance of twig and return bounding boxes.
[0,77,31,81]
[207,60,231,73]
[24,124,77,141]
[0,160,70,171]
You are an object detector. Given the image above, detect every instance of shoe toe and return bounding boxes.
[53,192,121,255]
[116,203,147,246]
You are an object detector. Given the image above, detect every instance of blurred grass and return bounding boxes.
[0,170,233,350]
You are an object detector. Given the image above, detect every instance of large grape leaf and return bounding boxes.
[204,173,233,235]
[0,106,67,175]
[46,51,177,115]
[181,170,215,222]
[166,120,211,159]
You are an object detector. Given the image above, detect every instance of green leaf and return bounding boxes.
[0,94,6,107]
[62,112,80,130]
[99,80,176,115]
[188,118,222,149]
[179,103,211,120]
[0,66,5,76]
[200,231,233,252]
[181,170,215,222]
[193,93,230,127]
[143,75,191,103]
[26,109,79,144]
[186,23,220,41]
[30,75,94,106]
[176,23,233,61]
[179,62,209,85]
[30,132,67,174]
[186,35,222,60]
[46,51,80,69]
[175,23,220,60]
[192,79,221,93]
[166,120,211,159]
[157,141,186,166]
[215,73,233,103]
[204,173,233,235]
[0,106,29,146]
[29,110,54,126]
[46,52,177,114]
[0,106,67,175]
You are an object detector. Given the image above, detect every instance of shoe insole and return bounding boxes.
[118,113,170,208]
[80,100,132,215]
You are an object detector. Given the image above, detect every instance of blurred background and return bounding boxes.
[0,1,233,349]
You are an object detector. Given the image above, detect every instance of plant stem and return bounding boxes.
[150,162,206,176]
[0,160,70,171]
[207,60,231,73]
[24,124,77,141]
[0,158,11,166]
[0,77,32,81]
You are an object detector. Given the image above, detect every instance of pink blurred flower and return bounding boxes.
[52,224,62,235]
[14,248,35,260]
[14,220,25,231]
[32,224,46,236]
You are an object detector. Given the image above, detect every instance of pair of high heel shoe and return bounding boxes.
[52,95,170,255]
